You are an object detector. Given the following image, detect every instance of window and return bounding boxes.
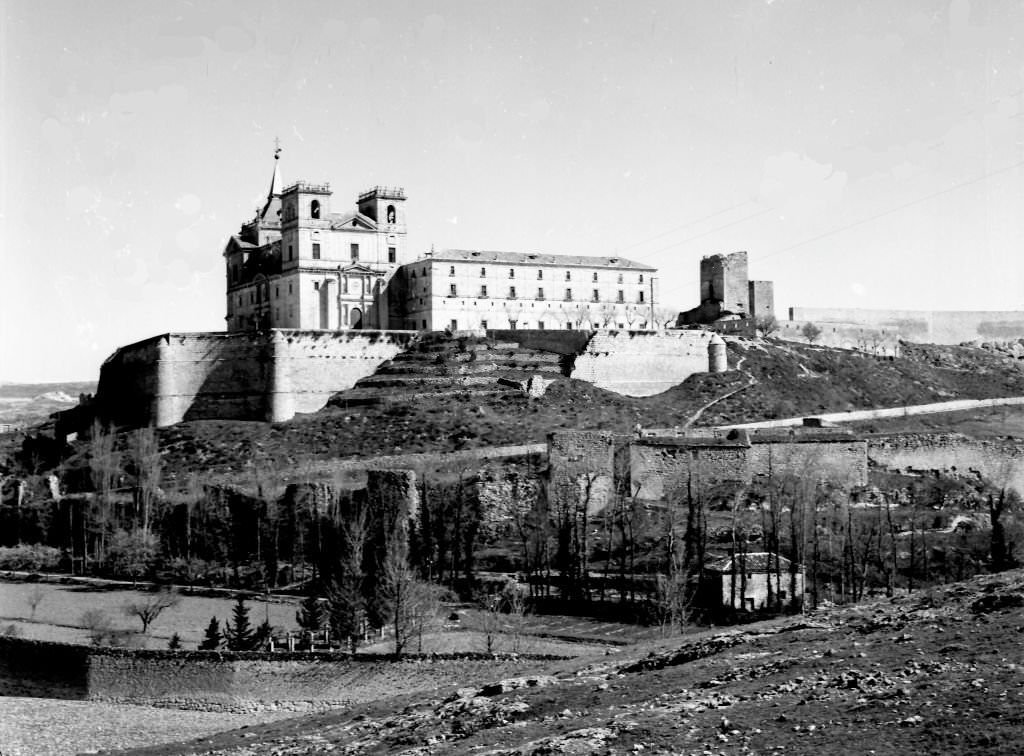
[386,204,396,224]
[592,289,599,302]
[639,274,645,284]
[288,245,293,261]
[538,320,545,330]
[421,319,427,329]
[481,319,488,329]
[480,285,488,297]
[480,267,487,277]
[288,283,292,294]
[537,287,545,299]
[310,199,320,219]
[509,268,515,278]
[592,271,598,282]
[509,286,517,299]
[639,291,645,303]
[449,266,456,276]
[618,322,625,329]
[450,319,457,330]
[350,243,359,261]
[275,286,279,298]
[313,282,319,292]
[388,246,397,263]
[509,319,518,330]
[566,323,573,330]
[312,242,321,260]
[538,269,544,280]
[565,288,573,301]
[617,290,624,303]
[237,295,242,307]
[449,283,457,296]
[565,271,571,281]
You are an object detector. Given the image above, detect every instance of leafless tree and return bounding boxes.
[755,314,779,337]
[89,420,120,570]
[129,425,161,536]
[653,306,678,330]
[123,588,181,634]
[26,584,46,620]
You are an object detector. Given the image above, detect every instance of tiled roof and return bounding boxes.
[706,552,798,573]
[423,249,657,271]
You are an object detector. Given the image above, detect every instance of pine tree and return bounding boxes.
[168,632,182,650]
[199,617,221,650]
[253,620,273,650]
[296,593,326,633]
[225,596,254,651]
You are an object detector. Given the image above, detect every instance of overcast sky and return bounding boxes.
[2,0,1023,382]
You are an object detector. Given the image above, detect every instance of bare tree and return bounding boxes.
[26,585,46,620]
[653,306,678,330]
[123,588,181,634]
[755,314,779,337]
[598,303,617,328]
[89,420,121,570]
[129,425,162,536]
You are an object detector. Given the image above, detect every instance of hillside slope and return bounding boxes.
[146,338,1024,480]
[120,569,1024,756]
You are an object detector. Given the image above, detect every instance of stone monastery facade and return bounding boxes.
[224,152,658,333]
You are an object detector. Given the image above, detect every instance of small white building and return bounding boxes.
[705,552,805,611]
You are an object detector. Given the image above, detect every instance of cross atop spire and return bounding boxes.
[259,140,283,221]
[274,136,281,159]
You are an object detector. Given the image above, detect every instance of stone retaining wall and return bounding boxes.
[0,638,564,713]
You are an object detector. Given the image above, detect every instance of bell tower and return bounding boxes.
[357,186,406,233]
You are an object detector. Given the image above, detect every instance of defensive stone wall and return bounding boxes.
[630,439,749,501]
[548,430,618,515]
[867,433,1024,494]
[747,437,868,488]
[570,330,718,396]
[788,307,1024,345]
[0,637,562,713]
[95,330,417,428]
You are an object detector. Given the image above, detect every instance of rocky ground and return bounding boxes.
[104,569,1024,756]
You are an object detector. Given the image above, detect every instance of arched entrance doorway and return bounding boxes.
[350,307,363,329]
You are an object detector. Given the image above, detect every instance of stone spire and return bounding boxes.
[259,139,283,221]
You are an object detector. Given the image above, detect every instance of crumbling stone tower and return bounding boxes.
[700,251,749,316]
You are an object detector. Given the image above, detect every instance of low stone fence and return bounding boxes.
[0,637,565,713]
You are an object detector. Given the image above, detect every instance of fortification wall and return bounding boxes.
[630,442,749,501]
[548,430,618,515]
[867,434,1024,494]
[96,330,416,428]
[0,638,560,713]
[776,319,901,357]
[571,330,715,396]
[788,307,1024,345]
[748,439,868,487]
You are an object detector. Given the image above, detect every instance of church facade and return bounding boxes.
[224,154,657,333]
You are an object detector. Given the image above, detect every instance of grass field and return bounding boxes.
[0,579,648,653]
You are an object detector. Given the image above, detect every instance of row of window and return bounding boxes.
[450,285,644,303]
[439,319,643,331]
[287,243,397,263]
[448,266,644,284]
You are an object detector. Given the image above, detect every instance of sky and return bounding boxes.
[2,0,1023,382]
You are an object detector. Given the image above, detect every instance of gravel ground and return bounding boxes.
[0,697,299,756]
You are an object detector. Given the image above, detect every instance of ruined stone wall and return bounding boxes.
[0,638,560,713]
[630,441,750,501]
[570,330,716,396]
[548,430,618,515]
[788,307,1024,345]
[95,329,416,428]
[748,439,869,487]
[867,433,1024,494]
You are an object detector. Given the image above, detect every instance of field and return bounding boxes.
[0,578,648,654]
